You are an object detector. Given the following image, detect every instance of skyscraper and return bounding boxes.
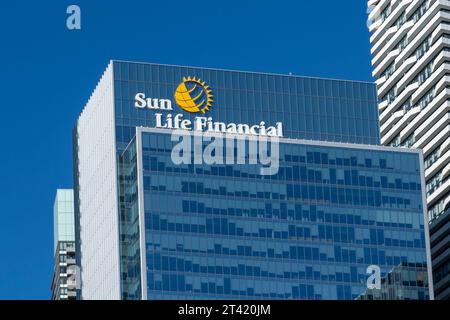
[51,189,77,300]
[367,0,450,299]
[72,60,433,300]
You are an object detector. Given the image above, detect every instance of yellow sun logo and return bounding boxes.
[174,77,214,113]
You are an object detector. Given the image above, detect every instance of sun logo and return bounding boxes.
[174,77,214,113]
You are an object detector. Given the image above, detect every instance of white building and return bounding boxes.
[367,0,450,222]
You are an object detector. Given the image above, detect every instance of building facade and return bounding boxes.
[367,0,450,299]
[429,208,450,299]
[120,128,431,300]
[367,0,450,223]
[51,189,77,300]
[73,61,433,299]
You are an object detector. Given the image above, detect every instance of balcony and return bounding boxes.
[380,82,419,124]
[379,99,389,111]
[395,40,450,96]
[370,0,412,45]
[412,102,450,143]
[422,123,450,157]
[372,0,444,68]
[372,20,413,69]
[374,5,450,76]
[426,149,450,180]
[442,161,450,181]
[378,54,415,98]
[400,86,450,142]
[369,18,383,33]
[368,0,381,9]
[371,25,399,56]
[381,106,420,144]
[381,62,450,125]
[413,114,450,149]
[381,108,405,135]
[376,75,387,86]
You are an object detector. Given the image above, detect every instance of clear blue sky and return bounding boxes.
[0,0,373,299]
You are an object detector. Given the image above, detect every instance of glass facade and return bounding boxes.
[52,189,77,300]
[119,129,430,300]
[74,61,432,300]
[112,61,380,152]
[119,141,142,300]
[53,189,75,251]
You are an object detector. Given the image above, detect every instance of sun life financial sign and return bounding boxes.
[134,77,284,138]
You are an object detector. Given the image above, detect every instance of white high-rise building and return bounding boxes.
[51,189,77,300]
[367,0,450,223]
[72,60,433,300]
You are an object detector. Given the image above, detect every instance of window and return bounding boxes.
[380,4,392,23]
[381,62,395,80]
[414,87,435,110]
[403,133,415,148]
[416,61,434,85]
[389,134,401,147]
[428,199,445,222]
[396,36,408,53]
[415,34,432,60]
[426,170,443,196]
[394,12,406,29]
[384,87,397,105]
[402,98,412,113]
[412,1,430,23]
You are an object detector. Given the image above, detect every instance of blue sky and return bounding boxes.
[0,0,373,299]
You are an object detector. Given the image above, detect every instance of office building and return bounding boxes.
[51,189,77,300]
[73,61,433,299]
